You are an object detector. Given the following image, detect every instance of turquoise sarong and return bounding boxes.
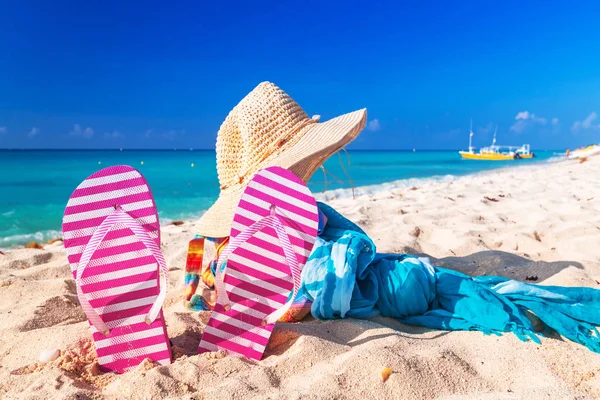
[300,202,600,352]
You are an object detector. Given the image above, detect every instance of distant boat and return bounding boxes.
[459,121,534,160]
[412,148,416,152]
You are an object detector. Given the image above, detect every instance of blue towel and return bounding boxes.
[300,202,600,352]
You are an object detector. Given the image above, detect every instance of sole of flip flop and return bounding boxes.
[197,166,319,360]
[62,165,171,373]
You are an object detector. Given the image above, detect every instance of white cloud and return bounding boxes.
[70,124,94,139]
[27,127,39,138]
[552,117,559,125]
[582,112,597,128]
[510,111,548,133]
[366,119,380,132]
[104,131,123,139]
[515,111,530,120]
[510,120,528,133]
[571,112,598,133]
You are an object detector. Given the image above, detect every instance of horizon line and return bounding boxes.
[0,148,562,152]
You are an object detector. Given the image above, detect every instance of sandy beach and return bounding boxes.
[1,156,599,400]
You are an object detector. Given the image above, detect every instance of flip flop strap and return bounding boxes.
[76,206,168,335]
[214,211,301,325]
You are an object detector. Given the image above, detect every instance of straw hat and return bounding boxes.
[193,81,367,238]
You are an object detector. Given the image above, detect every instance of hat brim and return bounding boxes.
[193,108,367,238]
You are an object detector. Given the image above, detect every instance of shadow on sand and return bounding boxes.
[407,249,584,283]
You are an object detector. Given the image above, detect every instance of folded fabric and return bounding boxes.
[301,202,600,353]
[184,236,228,312]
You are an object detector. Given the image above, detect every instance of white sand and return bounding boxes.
[1,156,600,399]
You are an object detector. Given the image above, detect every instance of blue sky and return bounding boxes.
[1,1,599,150]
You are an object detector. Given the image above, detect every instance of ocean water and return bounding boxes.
[0,149,561,248]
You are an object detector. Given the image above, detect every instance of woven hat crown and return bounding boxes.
[215,81,317,189]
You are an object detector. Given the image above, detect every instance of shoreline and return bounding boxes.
[316,154,566,202]
[2,155,568,250]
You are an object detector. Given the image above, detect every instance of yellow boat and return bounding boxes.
[567,144,600,160]
[459,122,534,161]
[459,147,534,160]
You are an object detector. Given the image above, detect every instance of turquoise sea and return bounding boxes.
[0,149,562,248]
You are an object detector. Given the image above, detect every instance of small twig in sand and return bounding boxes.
[445,197,455,202]
[484,196,499,202]
[533,231,542,242]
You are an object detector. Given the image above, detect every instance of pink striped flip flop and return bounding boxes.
[197,166,319,360]
[62,165,171,373]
